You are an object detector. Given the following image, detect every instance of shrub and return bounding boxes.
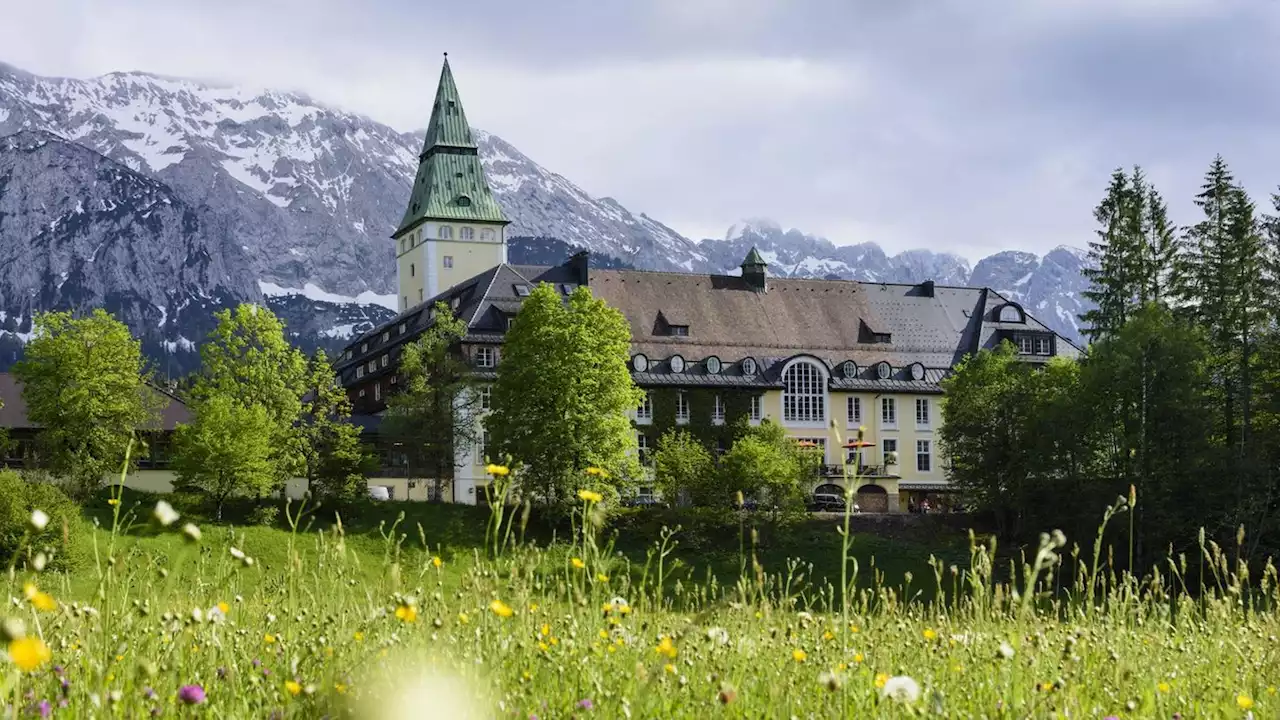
[0,469,89,571]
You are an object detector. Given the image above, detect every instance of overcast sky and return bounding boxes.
[4,0,1280,261]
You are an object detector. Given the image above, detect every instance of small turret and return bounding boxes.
[741,246,768,292]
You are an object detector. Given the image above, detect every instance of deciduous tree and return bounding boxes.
[651,429,714,506]
[299,350,372,503]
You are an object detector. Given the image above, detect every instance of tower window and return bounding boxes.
[418,289,424,303]
[668,325,689,337]
[443,256,454,268]
[438,226,453,240]
[410,263,415,277]
[460,226,474,240]
[481,228,495,242]
[456,195,472,207]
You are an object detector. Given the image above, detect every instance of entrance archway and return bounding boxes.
[855,484,888,513]
[813,483,844,497]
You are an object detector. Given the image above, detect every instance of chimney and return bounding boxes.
[568,250,590,286]
[740,246,768,292]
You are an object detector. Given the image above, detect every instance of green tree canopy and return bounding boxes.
[487,283,643,505]
[380,301,479,502]
[718,419,810,510]
[651,429,715,506]
[299,349,372,503]
[171,394,275,516]
[12,309,159,497]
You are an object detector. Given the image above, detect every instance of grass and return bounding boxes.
[3,487,1279,718]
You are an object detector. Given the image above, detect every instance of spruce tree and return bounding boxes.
[1082,169,1138,342]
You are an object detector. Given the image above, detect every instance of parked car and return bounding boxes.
[809,493,846,512]
[368,486,391,501]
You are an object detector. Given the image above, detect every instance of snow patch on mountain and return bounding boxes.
[258,281,397,311]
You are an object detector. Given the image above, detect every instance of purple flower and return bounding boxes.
[37,700,51,718]
[143,687,156,700]
[52,666,64,676]
[252,659,261,668]
[577,699,594,710]
[177,685,206,705]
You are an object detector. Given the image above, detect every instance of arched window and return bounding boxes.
[480,228,495,242]
[997,303,1025,323]
[782,360,826,424]
[438,225,453,240]
[460,226,475,240]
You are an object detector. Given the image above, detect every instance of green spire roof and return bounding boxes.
[741,247,767,268]
[395,55,508,237]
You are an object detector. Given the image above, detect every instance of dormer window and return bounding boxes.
[873,333,891,344]
[398,323,406,335]
[705,356,722,374]
[476,347,496,368]
[456,196,472,207]
[669,355,685,373]
[668,325,689,337]
[742,357,758,376]
[998,302,1026,323]
[876,362,892,380]
[450,296,460,311]
[1035,336,1052,355]
[514,284,530,297]
[910,363,924,381]
[632,354,649,372]
[361,343,368,354]
[560,284,576,295]
[381,331,390,343]
[841,360,858,378]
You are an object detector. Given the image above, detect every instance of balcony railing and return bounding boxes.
[817,464,896,478]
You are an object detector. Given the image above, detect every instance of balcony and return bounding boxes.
[817,464,896,478]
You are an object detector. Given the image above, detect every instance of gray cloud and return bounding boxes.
[3,0,1279,261]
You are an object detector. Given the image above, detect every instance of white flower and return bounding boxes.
[191,607,204,624]
[29,510,49,532]
[152,501,179,527]
[705,627,730,646]
[797,611,814,624]
[31,553,47,572]
[609,596,630,610]
[881,675,921,703]
[998,640,1015,659]
[229,547,245,560]
[181,523,201,543]
[207,606,226,624]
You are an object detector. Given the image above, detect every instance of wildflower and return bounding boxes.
[285,680,302,697]
[922,628,937,641]
[1157,682,1171,693]
[152,501,179,527]
[107,498,120,507]
[36,700,50,717]
[181,523,201,543]
[577,699,594,710]
[23,584,56,612]
[706,627,730,646]
[29,510,49,532]
[457,612,469,625]
[718,683,737,705]
[177,685,205,705]
[853,653,864,664]
[663,663,676,675]
[997,641,1015,660]
[264,633,277,644]
[791,648,807,663]
[578,489,604,503]
[1238,695,1254,711]
[31,553,47,572]
[229,547,245,560]
[874,673,888,689]
[1039,682,1054,692]
[217,601,230,614]
[353,631,364,642]
[334,683,347,695]
[395,603,418,623]
[485,464,509,477]
[655,635,678,659]
[540,623,550,637]
[571,558,586,570]
[8,637,51,672]
[489,600,514,618]
[207,606,225,624]
[191,607,204,624]
[595,573,609,583]
[822,630,835,641]
[431,556,443,568]
[818,670,841,692]
[881,676,921,703]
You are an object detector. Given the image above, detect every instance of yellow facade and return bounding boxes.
[396,221,507,311]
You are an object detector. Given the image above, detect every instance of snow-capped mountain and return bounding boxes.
[0,60,1093,360]
[697,219,1089,341]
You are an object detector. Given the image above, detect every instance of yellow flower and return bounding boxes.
[837,663,848,672]
[598,630,609,640]
[458,612,469,625]
[663,663,676,674]
[874,673,889,689]
[395,604,418,623]
[655,635,678,659]
[596,573,609,583]
[23,584,56,612]
[922,628,937,641]
[822,630,835,641]
[335,683,348,695]
[264,633,277,645]
[485,464,509,477]
[619,604,631,615]
[540,623,551,637]
[489,600,514,618]
[353,631,364,642]
[1269,686,1278,696]
[792,648,807,663]
[849,625,859,633]
[537,642,549,652]
[578,489,604,502]
[1039,682,1054,692]
[8,637,51,672]
[107,498,120,506]
[1238,695,1254,711]
[528,603,539,612]
[285,680,302,696]
[217,601,230,614]
[853,653,864,664]
[431,556,443,568]
[1157,682,1171,693]
[571,558,586,570]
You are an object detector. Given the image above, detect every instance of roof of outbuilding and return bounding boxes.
[0,372,191,431]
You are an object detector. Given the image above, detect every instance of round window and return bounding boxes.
[877,362,891,380]
[670,355,685,373]
[842,360,857,378]
[706,356,722,374]
[632,354,648,373]
[910,363,924,381]
[742,357,758,376]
